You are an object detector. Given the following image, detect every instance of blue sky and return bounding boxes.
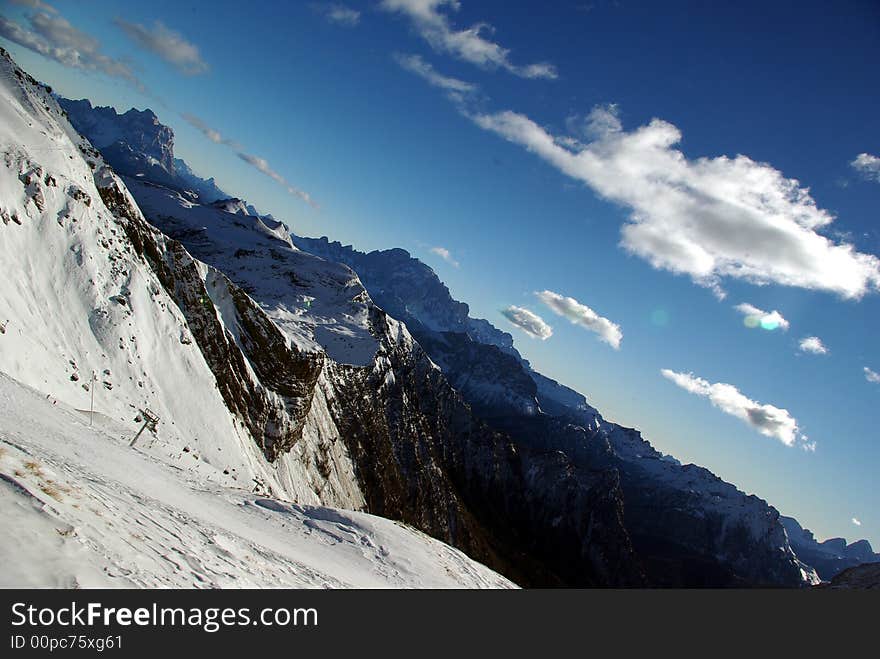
[2,0,879,546]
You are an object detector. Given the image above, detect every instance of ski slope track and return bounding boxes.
[0,373,513,588]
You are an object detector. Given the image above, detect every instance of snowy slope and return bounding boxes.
[126,180,398,367]
[0,55,514,587]
[0,373,513,588]
[0,49,285,498]
[0,49,376,510]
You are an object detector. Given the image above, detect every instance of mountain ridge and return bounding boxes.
[1,49,645,587]
[0,49,842,586]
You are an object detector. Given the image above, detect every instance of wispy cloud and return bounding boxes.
[734,303,790,331]
[852,517,862,526]
[237,153,317,208]
[501,306,553,340]
[394,52,477,102]
[851,153,880,183]
[467,104,880,300]
[798,336,829,355]
[865,367,880,384]
[536,290,622,349]
[115,19,208,75]
[0,10,140,87]
[380,0,557,79]
[181,113,229,145]
[429,245,459,267]
[311,3,361,27]
[661,369,812,449]
[181,113,316,207]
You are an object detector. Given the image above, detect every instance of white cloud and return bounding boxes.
[115,19,208,75]
[566,104,622,142]
[536,290,622,349]
[311,3,361,27]
[380,0,557,79]
[734,303,790,331]
[429,245,459,267]
[501,306,553,340]
[0,11,140,86]
[851,153,880,183]
[467,105,880,300]
[865,367,880,384]
[798,336,829,355]
[852,517,862,526]
[237,153,317,208]
[6,0,57,13]
[661,369,810,449]
[394,53,477,102]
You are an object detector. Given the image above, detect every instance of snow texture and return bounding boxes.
[0,373,514,588]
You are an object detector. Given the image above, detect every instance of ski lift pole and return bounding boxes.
[130,408,159,448]
[89,371,96,426]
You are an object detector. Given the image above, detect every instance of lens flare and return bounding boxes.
[650,309,670,327]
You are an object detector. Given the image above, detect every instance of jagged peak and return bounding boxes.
[210,197,251,215]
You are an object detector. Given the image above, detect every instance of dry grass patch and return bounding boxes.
[39,482,63,501]
[39,479,71,502]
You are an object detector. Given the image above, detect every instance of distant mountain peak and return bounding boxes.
[59,96,228,204]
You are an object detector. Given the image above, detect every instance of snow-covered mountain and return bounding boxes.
[781,516,879,581]
[1,48,646,587]
[115,176,645,587]
[56,61,828,586]
[128,175,812,585]
[0,48,502,587]
[7,46,852,586]
[291,236,598,420]
[58,97,228,203]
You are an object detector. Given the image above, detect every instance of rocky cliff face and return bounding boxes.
[117,177,644,587]
[291,237,515,348]
[290,238,817,587]
[815,562,880,589]
[781,516,879,581]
